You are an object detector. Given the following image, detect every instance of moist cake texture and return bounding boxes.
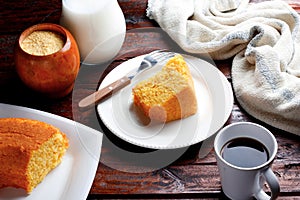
[0,118,69,193]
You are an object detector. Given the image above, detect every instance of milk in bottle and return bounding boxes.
[60,0,126,64]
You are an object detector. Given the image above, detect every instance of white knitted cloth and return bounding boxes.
[147,0,300,135]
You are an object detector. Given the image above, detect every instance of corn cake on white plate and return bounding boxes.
[97,53,233,149]
[0,103,103,200]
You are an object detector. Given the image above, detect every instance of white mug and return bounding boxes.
[60,0,126,64]
[214,122,280,200]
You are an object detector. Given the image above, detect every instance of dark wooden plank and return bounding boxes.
[1,0,300,199]
[89,161,300,195]
[0,0,62,34]
[119,0,158,29]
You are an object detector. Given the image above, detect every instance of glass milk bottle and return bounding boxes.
[60,0,126,64]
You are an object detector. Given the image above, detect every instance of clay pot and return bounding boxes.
[14,23,80,98]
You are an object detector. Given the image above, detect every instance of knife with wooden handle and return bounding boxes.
[78,50,173,108]
[78,76,131,108]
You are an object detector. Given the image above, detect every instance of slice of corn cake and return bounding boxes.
[0,118,69,193]
[132,54,197,122]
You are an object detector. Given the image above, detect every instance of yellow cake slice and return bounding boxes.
[0,118,69,193]
[132,54,197,122]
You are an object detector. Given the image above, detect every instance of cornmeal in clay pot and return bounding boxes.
[21,30,65,56]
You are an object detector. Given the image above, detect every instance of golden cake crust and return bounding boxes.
[0,118,68,193]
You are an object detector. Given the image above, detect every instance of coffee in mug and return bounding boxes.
[214,122,280,200]
[221,137,269,168]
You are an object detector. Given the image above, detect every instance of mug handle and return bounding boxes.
[254,168,280,200]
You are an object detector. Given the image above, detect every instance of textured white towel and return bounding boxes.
[147,0,300,135]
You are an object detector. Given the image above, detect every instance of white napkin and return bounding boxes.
[147,0,300,135]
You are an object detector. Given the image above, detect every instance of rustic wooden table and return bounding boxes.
[1,0,300,199]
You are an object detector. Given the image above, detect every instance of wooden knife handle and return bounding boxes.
[78,76,131,108]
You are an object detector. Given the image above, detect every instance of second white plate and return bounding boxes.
[0,103,103,200]
[97,53,233,149]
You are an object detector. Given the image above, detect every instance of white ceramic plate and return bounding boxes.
[97,53,233,149]
[0,103,103,200]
